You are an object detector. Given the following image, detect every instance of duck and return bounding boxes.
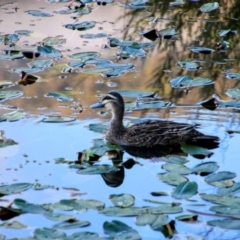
[90,91,219,148]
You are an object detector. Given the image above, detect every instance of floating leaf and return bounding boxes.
[65,21,96,31]
[205,171,236,183]
[29,59,54,68]
[218,29,237,37]
[42,116,76,123]
[34,228,67,239]
[181,144,213,158]
[226,73,240,80]
[80,33,109,39]
[0,183,33,195]
[0,90,23,101]
[226,88,240,99]
[100,207,145,216]
[68,51,100,60]
[103,220,141,239]
[0,110,25,122]
[158,28,178,39]
[25,10,53,17]
[170,0,185,6]
[178,60,200,71]
[37,45,62,59]
[162,163,192,175]
[0,220,27,229]
[133,100,172,109]
[0,52,24,60]
[207,219,240,230]
[157,172,188,186]
[217,182,240,196]
[43,36,66,45]
[109,194,135,208]
[53,219,90,229]
[12,67,43,74]
[210,205,240,215]
[172,181,198,199]
[67,61,84,68]
[191,162,219,174]
[116,90,155,98]
[45,92,73,102]
[136,213,168,229]
[161,155,189,164]
[188,46,215,54]
[77,165,119,175]
[170,76,214,88]
[66,231,100,239]
[44,212,75,222]
[88,123,107,133]
[15,30,32,36]
[200,2,219,13]
[13,199,47,214]
[0,81,14,89]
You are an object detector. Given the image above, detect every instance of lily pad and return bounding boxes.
[158,28,178,39]
[205,171,236,183]
[34,228,67,239]
[88,123,107,133]
[103,220,141,240]
[157,172,188,186]
[15,30,32,36]
[210,205,240,215]
[66,232,100,240]
[226,73,240,80]
[217,182,240,196]
[188,46,215,54]
[161,155,189,164]
[0,81,14,89]
[0,183,33,195]
[13,199,47,214]
[172,181,198,199]
[53,219,90,229]
[65,21,96,31]
[42,116,76,123]
[200,2,219,12]
[170,0,185,6]
[0,52,24,60]
[77,165,119,175]
[162,163,192,175]
[12,67,43,74]
[170,76,214,88]
[226,88,240,99]
[109,194,135,208]
[218,29,237,37]
[207,219,240,230]
[181,144,213,158]
[191,162,219,174]
[43,36,66,45]
[100,207,145,216]
[37,45,62,59]
[67,61,85,68]
[0,220,27,229]
[178,60,201,71]
[68,52,100,60]
[80,33,109,39]
[136,213,168,229]
[0,90,23,101]
[0,110,25,122]
[25,10,53,17]
[116,90,155,98]
[29,59,54,68]
[44,212,75,222]
[133,100,172,109]
[45,92,73,102]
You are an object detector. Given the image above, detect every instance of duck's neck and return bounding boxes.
[109,105,125,132]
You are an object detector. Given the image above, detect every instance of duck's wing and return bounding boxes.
[125,120,211,147]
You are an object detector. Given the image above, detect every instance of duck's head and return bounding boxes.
[90,91,125,120]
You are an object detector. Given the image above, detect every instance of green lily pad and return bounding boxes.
[149,205,183,214]
[226,88,240,99]
[0,220,27,229]
[25,10,53,17]
[172,181,198,199]
[210,205,240,215]
[77,165,119,175]
[133,100,172,109]
[29,59,54,68]
[170,76,214,88]
[161,155,189,164]
[191,162,219,174]
[0,81,14,89]
[0,110,25,122]
[68,52,100,60]
[13,199,47,214]
[43,36,66,45]
[116,90,155,98]
[103,220,141,239]
[45,92,73,102]
[188,46,215,54]
[226,73,240,80]
[0,183,33,195]
[0,90,23,101]
[37,45,62,59]
[43,212,75,222]
[136,213,168,229]
[158,28,178,39]
[66,231,100,240]
[170,0,185,6]
[209,179,234,188]
[100,207,146,216]
[12,67,43,74]
[157,172,188,186]
[109,194,135,208]
[207,219,240,230]
[80,33,108,39]
[88,123,108,133]
[34,228,66,239]
[53,219,90,229]
[200,193,240,207]
[178,60,200,71]
[162,163,192,175]
[15,30,32,36]
[205,171,236,183]
[218,29,237,37]
[200,2,219,13]
[67,61,84,68]
[0,52,24,60]
[181,144,213,157]
[42,116,76,123]
[65,21,96,31]
[217,182,240,196]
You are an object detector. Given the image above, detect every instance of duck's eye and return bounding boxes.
[103,96,112,100]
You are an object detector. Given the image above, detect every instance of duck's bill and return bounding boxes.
[90,102,104,109]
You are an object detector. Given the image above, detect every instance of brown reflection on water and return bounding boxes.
[0,0,240,124]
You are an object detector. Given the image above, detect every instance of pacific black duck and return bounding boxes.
[90,91,219,148]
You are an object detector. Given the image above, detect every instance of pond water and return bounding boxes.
[1,0,240,239]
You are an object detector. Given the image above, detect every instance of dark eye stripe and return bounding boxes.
[103,95,112,100]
